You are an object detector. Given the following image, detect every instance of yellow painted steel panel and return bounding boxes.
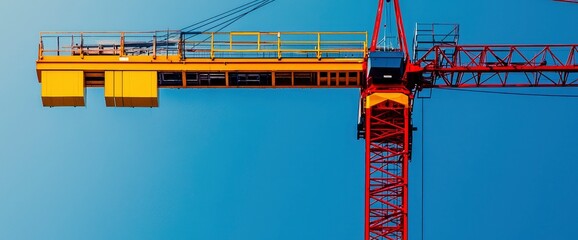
[104,71,125,107]
[36,57,364,72]
[41,71,85,107]
[122,71,157,97]
[121,71,158,107]
[365,93,409,109]
[104,71,158,107]
[114,71,124,107]
[104,71,115,106]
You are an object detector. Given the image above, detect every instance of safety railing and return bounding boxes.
[38,31,367,60]
[412,23,459,62]
[38,31,180,58]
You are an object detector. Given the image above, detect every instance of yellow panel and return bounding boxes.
[41,71,85,107]
[114,71,124,107]
[104,71,157,107]
[104,71,125,107]
[104,71,115,107]
[122,71,158,107]
[365,93,409,109]
[36,56,364,72]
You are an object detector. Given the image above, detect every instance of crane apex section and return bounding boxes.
[41,71,85,107]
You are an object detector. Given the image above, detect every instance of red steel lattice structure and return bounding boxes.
[363,0,413,238]
[413,44,578,88]
[365,93,410,240]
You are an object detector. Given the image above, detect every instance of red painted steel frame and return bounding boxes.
[392,0,409,60]
[370,0,409,60]
[370,0,385,52]
[413,44,578,87]
[364,90,410,240]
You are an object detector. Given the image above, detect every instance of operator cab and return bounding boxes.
[367,51,405,84]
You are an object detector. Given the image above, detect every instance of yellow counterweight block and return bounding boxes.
[41,71,85,107]
[105,71,158,107]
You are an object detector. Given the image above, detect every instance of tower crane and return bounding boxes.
[35,0,578,239]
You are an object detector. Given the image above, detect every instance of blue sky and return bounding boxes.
[1,0,577,239]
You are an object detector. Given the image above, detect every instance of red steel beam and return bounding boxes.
[370,0,410,61]
[370,0,385,52]
[365,90,410,240]
[393,0,409,61]
[411,44,578,87]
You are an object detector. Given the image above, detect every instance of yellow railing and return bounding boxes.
[38,31,368,60]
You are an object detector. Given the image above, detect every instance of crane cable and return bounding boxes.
[435,88,578,98]
[418,86,578,240]
[160,0,275,40]
[180,0,265,32]
[182,0,275,44]
[182,0,274,50]
[183,0,274,34]
[202,0,274,34]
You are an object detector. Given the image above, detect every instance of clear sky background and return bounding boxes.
[0,0,577,239]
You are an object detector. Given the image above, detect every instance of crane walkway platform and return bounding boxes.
[37,31,367,107]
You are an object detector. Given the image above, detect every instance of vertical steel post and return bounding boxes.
[80,32,84,59]
[211,32,215,60]
[166,29,169,58]
[277,32,281,59]
[57,36,60,56]
[317,32,321,59]
[153,34,157,59]
[38,34,44,59]
[178,32,183,60]
[120,32,125,57]
[370,0,385,52]
[257,32,261,51]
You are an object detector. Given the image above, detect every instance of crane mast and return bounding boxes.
[34,1,578,240]
[363,0,412,238]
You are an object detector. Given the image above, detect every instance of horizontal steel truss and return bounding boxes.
[36,56,364,88]
[413,44,578,87]
[365,98,409,240]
